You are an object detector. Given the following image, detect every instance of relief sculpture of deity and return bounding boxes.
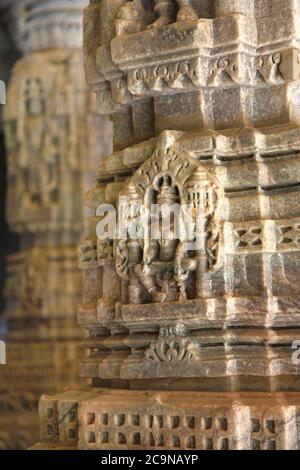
[115,136,220,305]
[134,175,181,303]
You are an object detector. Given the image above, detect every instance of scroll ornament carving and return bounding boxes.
[145,324,200,363]
[7,73,66,210]
[254,53,284,85]
[125,52,285,99]
[128,59,203,95]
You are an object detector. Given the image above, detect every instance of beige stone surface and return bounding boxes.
[35,0,300,450]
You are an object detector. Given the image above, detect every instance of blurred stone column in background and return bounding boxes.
[0,0,112,449]
[0,0,22,334]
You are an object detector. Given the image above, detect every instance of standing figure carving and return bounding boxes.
[149,0,198,28]
[115,137,220,305]
[116,0,199,35]
[134,175,181,303]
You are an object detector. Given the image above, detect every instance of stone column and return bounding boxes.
[0,0,112,449]
[35,0,300,450]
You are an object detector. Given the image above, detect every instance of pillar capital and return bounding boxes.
[23,0,89,52]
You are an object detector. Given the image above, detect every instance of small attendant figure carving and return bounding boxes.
[134,175,180,303]
[149,0,198,28]
[116,0,148,35]
[175,169,219,301]
[117,0,198,34]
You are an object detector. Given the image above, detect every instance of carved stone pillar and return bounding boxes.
[0,0,112,449]
[35,0,300,450]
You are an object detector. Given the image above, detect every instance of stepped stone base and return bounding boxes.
[33,388,300,450]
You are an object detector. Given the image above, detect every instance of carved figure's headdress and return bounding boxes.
[156,176,179,204]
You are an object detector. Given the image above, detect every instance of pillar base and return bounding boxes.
[33,388,300,450]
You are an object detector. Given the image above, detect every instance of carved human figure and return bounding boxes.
[116,185,145,304]
[117,0,198,34]
[150,0,198,28]
[174,170,219,300]
[116,168,219,304]
[134,175,180,303]
[20,67,76,210]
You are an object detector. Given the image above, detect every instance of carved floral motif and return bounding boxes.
[145,324,200,363]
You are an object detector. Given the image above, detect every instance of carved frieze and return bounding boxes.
[83,3,300,131]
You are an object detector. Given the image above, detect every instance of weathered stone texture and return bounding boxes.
[35,389,300,450]
[35,0,300,450]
